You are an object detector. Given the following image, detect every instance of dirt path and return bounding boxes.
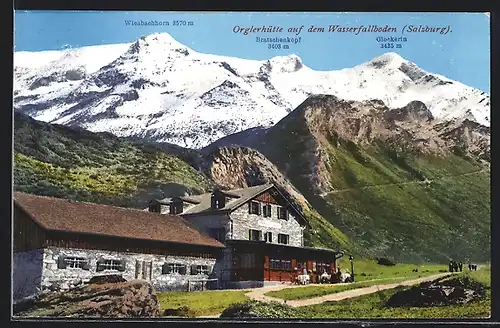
[319,169,486,197]
[245,272,452,308]
[194,276,408,318]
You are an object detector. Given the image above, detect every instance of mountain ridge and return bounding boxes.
[12,93,491,263]
[14,33,490,149]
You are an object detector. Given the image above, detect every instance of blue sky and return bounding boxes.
[14,11,490,92]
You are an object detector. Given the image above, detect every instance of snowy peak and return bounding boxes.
[127,32,191,56]
[365,52,408,69]
[268,54,304,73]
[13,33,490,149]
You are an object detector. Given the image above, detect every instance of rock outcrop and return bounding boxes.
[386,275,488,307]
[13,278,160,318]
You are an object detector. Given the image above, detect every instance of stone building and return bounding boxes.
[147,184,344,288]
[12,192,224,300]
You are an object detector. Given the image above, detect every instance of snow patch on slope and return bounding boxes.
[14,35,490,149]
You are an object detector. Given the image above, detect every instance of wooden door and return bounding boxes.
[264,256,270,281]
[135,260,153,281]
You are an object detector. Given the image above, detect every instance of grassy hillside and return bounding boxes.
[319,137,490,263]
[13,111,490,263]
[260,108,490,263]
[14,113,213,207]
[12,113,354,252]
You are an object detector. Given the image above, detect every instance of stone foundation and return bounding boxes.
[14,247,218,298]
[222,280,265,289]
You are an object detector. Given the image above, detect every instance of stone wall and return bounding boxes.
[13,249,44,300]
[40,247,218,293]
[230,202,304,247]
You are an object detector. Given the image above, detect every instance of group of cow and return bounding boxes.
[449,260,478,272]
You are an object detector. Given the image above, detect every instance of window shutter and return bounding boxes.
[82,262,91,271]
[161,263,169,274]
[258,231,262,241]
[267,205,272,217]
[191,265,198,275]
[277,207,281,219]
[248,202,252,214]
[57,256,67,269]
[180,265,187,275]
[147,261,152,280]
[285,209,289,220]
[136,260,142,277]
[248,230,252,240]
[96,258,105,272]
[269,232,272,243]
[118,259,126,272]
[257,203,262,215]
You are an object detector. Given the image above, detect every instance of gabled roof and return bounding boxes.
[151,196,201,206]
[14,192,225,249]
[154,184,310,227]
[162,184,274,214]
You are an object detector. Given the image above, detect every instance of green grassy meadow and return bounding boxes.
[335,259,447,281]
[296,268,491,319]
[157,290,249,317]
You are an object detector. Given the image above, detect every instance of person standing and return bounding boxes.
[449,260,453,272]
[458,262,463,272]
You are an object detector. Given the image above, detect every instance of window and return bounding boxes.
[278,233,289,245]
[263,204,272,217]
[57,256,89,270]
[169,201,184,215]
[96,259,125,272]
[211,193,226,209]
[162,263,187,274]
[191,265,210,275]
[209,227,226,242]
[66,257,87,269]
[316,262,331,274]
[277,207,288,220]
[248,201,261,215]
[270,259,292,270]
[149,203,161,213]
[264,232,273,243]
[248,229,262,241]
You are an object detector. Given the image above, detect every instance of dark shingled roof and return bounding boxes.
[13,192,225,249]
[159,184,274,214]
[151,183,310,227]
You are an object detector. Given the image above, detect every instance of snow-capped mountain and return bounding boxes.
[13,32,490,149]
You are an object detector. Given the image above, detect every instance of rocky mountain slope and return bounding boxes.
[14,33,490,149]
[13,96,490,263]
[13,112,357,253]
[225,95,490,263]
